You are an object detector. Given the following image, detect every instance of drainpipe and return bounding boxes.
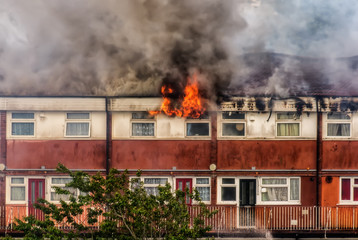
[315,97,322,207]
[105,97,111,175]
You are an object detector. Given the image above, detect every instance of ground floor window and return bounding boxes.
[340,177,358,203]
[259,177,300,204]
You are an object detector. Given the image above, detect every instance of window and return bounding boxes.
[194,178,210,202]
[340,177,358,203]
[50,177,79,202]
[11,112,35,136]
[186,115,210,137]
[276,112,300,137]
[221,112,245,137]
[143,177,168,196]
[10,177,25,201]
[259,177,300,204]
[131,112,155,137]
[327,112,351,137]
[65,113,90,137]
[219,178,237,203]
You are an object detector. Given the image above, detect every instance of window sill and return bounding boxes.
[256,201,301,206]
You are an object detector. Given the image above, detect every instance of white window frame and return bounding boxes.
[257,177,300,205]
[10,112,36,137]
[193,177,211,204]
[65,112,91,138]
[217,177,238,205]
[48,177,81,203]
[339,177,358,204]
[276,112,301,137]
[185,118,211,138]
[8,177,26,204]
[220,111,246,138]
[130,176,171,196]
[130,112,156,138]
[326,112,352,138]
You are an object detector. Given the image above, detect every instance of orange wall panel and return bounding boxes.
[7,140,106,169]
[321,176,340,206]
[217,140,316,170]
[111,140,211,170]
[322,141,358,169]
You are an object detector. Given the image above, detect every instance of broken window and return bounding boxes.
[131,112,155,137]
[276,112,300,137]
[327,112,351,137]
[222,112,245,137]
[11,112,35,136]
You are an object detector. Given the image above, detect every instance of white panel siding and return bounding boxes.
[109,98,162,111]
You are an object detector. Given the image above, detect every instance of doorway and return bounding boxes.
[176,178,192,205]
[239,179,256,227]
[28,179,45,220]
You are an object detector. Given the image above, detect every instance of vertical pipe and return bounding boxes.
[105,97,111,175]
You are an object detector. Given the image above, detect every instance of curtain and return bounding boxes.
[66,123,89,136]
[11,187,25,201]
[262,187,288,201]
[277,123,299,136]
[196,187,210,201]
[327,123,350,136]
[12,123,34,135]
[144,187,159,196]
[132,123,154,136]
[290,178,299,200]
[341,179,351,200]
[144,178,167,184]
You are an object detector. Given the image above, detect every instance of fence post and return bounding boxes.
[336,206,339,230]
[264,207,266,230]
[354,207,355,230]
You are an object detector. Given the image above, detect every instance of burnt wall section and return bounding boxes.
[112,140,211,170]
[217,140,316,170]
[322,141,358,169]
[6,140,106,170]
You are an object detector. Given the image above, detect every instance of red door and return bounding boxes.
[176,179,192,205]
[28,179,45,220]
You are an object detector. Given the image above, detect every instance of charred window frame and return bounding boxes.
[131,112,155,137]
[326,112,351,137]
[11,112,35,137]
[185,115,210,137]
[276,112,300,137]
[65,112,90,137]
[217,177,237,204]
[258,177,300,205]
[340,177,358,204]
[221,111,246,137]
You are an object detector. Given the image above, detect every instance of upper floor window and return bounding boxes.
[11,112,35,136]
[65,113,90,137]
[259,177,300,204]
[341,177,358,204]
[186,115,210,137]
[131,112,155,137]
[221,112,245,137]
[327,112,351,137]
[276,112,300,137]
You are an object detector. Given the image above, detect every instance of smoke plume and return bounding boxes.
[0,0,358,97]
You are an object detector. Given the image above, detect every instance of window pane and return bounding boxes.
[355,179,358,185]
[144,187,159,196]
[144,178,168,184]
[51,187,77,201]
[11,178,24,184]
[277,123,299,136]
[222,187,236,201]
[327,123,350,136]
[11,187,25,201]
[52,178,72,184]
[67,113,89,119]
[290,179,299,200]
[222,112,245,119]
[354,188,358,201]
[342,179,351,200]
[262,178,287,185]
[328,112,350,120]
[277,112,297,120]
[197,187,210,201]
[66,122,89,136]
[12,113,34,119]
[132,123,154,136]
[196,178,209,184]
[186,123,209,136]
[222,123,245,136]
[222,178,235,184]
[262,187,288,201]
[132,112,154,119]
[12,123,34,135]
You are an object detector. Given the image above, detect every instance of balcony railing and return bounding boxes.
[2,205,358,232]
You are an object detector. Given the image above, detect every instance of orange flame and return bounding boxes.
[149,73,206,118]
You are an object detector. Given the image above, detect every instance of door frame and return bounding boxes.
[28,178,46,218]
[175,178,193,205]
